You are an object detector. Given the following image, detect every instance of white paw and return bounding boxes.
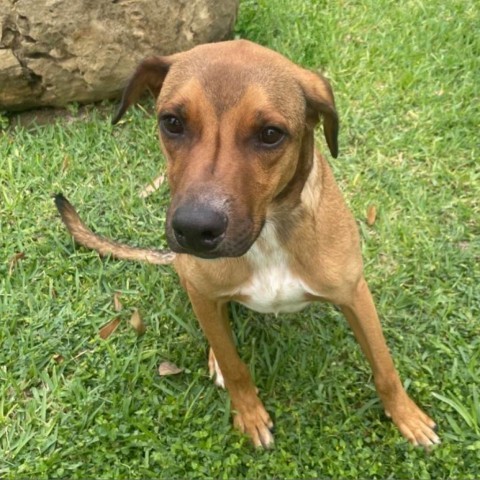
[208,348,225,389]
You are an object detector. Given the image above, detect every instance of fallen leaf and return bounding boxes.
[158,361,183,376]
[52,354,64,364]
[139,174,165,198]
[8,252,26,275]
[99,317,121,340]
[113,292,123,312]
[62,155,70,172]
[366,204,377,226]
[129,308,146,336]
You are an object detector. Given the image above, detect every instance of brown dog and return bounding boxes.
[55,40,439,448]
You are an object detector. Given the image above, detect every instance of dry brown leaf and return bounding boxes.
[158,361,183,376]
[366,204,377,226]
[113,292,123,312]
[99,317,121,340]
[8,252,26,275]
[139,174,165,198]
[129,308,146,336]
[52,354,65,364]
[62,155,70,172]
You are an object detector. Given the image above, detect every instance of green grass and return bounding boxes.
[1,0,479,477]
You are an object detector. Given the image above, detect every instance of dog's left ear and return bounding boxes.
[297,69,339,158]
[112,56,175,125]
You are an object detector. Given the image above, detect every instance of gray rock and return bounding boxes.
[0,0,238,111]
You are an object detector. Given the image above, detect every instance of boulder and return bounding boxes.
[0,0,238,111]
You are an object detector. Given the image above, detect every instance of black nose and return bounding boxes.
[172,204,228,254]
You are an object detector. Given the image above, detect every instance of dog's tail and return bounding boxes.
[54,193,175,265]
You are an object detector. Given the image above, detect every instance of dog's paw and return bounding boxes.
[208,348,225,389]
[208,349,272,447]
[386,396,440,447]
[233,401,274,449]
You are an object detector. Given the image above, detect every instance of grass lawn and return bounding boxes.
[1,0,479,477]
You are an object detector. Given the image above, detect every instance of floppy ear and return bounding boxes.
[297,69,339,158]
[112,56,174,125]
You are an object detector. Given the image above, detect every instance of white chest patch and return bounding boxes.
[235,223,317,314]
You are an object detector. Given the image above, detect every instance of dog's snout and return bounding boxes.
[172,204,228,254]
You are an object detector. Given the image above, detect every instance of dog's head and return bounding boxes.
[113,40,338,259]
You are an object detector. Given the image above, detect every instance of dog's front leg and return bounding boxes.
[185,283,274,448]
[340,277,440,447]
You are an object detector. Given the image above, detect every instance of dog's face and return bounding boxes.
[113,40,338,259]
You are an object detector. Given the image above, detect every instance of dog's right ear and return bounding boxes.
[112,56,173,125]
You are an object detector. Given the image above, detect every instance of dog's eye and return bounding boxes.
[160,115,184,136]
[259,126,285,146]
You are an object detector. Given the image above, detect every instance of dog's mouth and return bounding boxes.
[166,226,260,259]
[168,242,249,260]
[166,206,264,259]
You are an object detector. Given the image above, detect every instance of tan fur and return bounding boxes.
[56,40,438,449]
[54,194,175,265]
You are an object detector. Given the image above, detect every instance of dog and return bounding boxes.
[55,39,439,448]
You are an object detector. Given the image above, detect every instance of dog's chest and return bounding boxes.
[235,225,316,314]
